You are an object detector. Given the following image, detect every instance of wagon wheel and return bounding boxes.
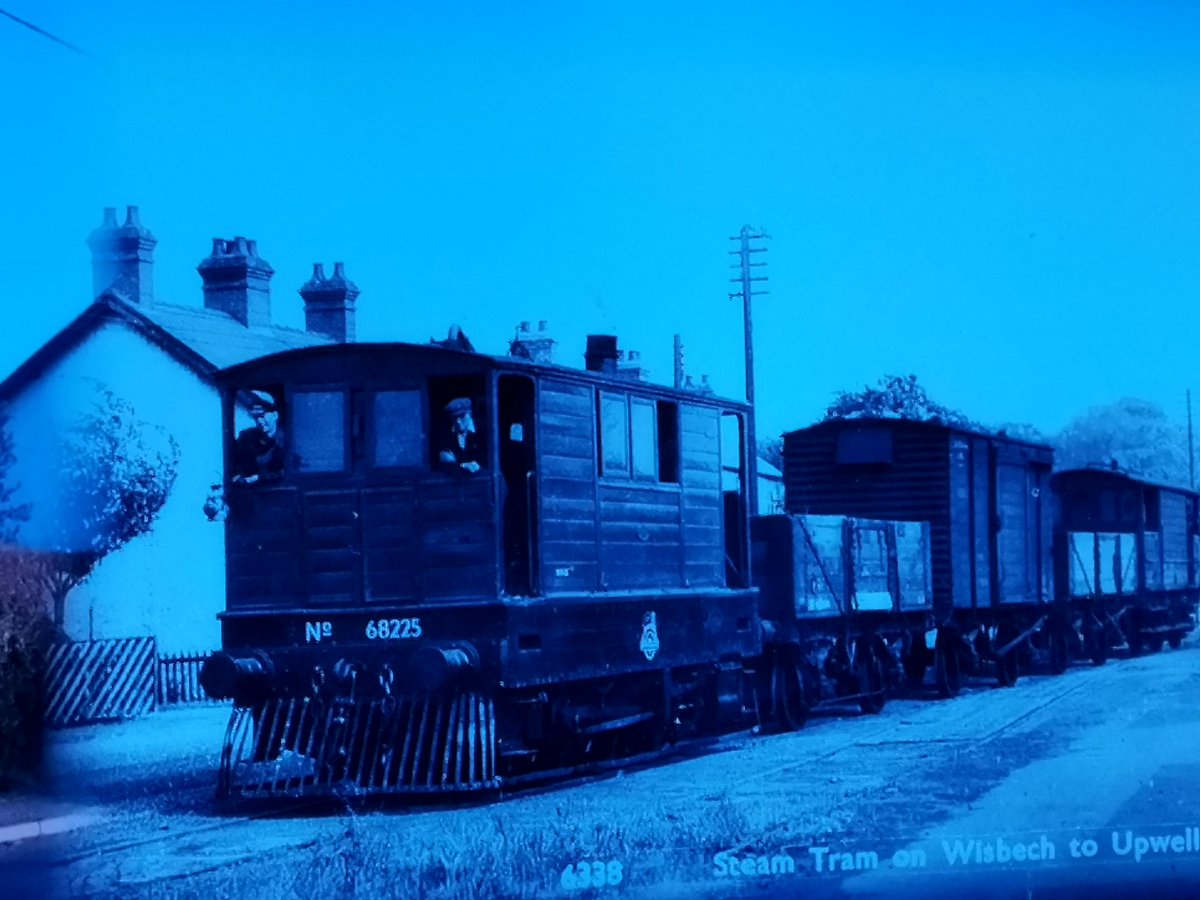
[1085,618,1108,666]
[857,641,887,715]
[935,631,961,699]
[902,654,928,688]
[1168,632,1184,650]
[994,627,1020,688]
[772,658,811,732]
[1126,628,1144,658]
[1048,622,1070,676]
[902,635,930,687]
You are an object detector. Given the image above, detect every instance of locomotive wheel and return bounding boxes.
[935,632,961,699]
[857,642,887,715]
[1168,632,1184,650]
[1048,624,1070,676]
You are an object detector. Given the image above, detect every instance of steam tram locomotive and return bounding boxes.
[200,336,1197,799]
[202,337,773,796]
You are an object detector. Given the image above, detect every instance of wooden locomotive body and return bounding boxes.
[201,340,760,797]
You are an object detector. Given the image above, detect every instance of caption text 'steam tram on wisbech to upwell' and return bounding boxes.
[199,329,1198,799]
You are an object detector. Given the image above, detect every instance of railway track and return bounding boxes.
[39,647,1189,896]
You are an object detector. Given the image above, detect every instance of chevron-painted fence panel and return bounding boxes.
[44,637,156,727]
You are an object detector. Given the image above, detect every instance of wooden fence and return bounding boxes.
[45,637,157,727]
[157,651,220,706]
[45,640,219,726]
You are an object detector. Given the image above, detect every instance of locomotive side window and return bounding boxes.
[720,412,744,492]
[657,401,680,484]
[1144,491,1161,529]
[599,392,680,484]
[428,376,487,473]
[599,392,630,477]
[291,390,347,472]
[372,390,424,468]
[631,399,657,480]
[232,387,287,485]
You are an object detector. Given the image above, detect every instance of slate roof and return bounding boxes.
[0,290,328,401]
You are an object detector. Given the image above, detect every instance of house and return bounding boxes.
[0,207,359,654]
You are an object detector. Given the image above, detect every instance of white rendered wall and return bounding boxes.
[8,321,226,654]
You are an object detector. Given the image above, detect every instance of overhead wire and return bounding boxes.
[0,7,100,62]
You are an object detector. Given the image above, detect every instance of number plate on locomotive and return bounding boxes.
[300,616,424,643]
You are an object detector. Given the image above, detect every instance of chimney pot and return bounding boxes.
[509,319,555,363]
[538,320,548,332]
[198,235,274,327]
[300,260,359,343]
[87,205,156,303]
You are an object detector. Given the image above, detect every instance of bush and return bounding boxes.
[0,548,53,790]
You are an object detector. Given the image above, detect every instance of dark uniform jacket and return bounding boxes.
[234,427,287,481]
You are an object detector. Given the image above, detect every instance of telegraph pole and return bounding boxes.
[1188,389,1195,490]
[729,225,769,512]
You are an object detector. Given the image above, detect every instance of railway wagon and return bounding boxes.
[751,514,933,726]
[1052,466,1199,658]
[782,418,1054,696]
[200,338,761,797]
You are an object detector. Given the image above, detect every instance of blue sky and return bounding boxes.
[4,1,1200,440]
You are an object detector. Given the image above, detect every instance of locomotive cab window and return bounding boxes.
[1144,491,1161,530]
[372,390,424,468]
[428,376,487,473]
[291,390,347,472]
[231,386,288,484]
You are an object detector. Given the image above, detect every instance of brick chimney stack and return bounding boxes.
[299,262,359,342]
[86,206,156,303]
[197,236,275,328]
[509,319,556,363]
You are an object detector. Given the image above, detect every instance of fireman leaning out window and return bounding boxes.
[233,391,287,484]
[438,397,481,474]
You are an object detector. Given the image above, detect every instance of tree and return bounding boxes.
[42,383,180,631]
[758,437,783,473]
[1053,398,1190,486]
[824,374,976,428]
[0,406,30,543]
[0,410,44,788]
[0,550,52,789]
